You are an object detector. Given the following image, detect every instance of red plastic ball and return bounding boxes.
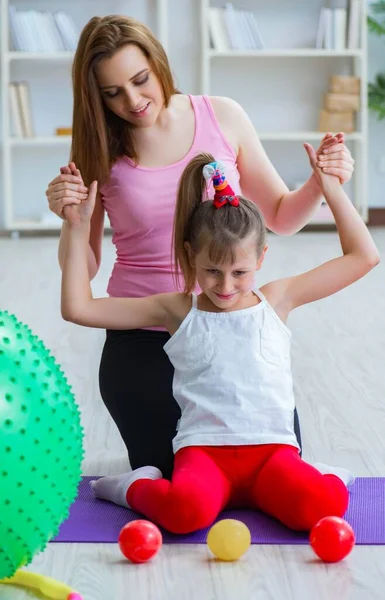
[118,520,162,563]
[310,516,355,563]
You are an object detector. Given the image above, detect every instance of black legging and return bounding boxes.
[99,329,302,480]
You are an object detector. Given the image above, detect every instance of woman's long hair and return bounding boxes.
[71,15,178,186]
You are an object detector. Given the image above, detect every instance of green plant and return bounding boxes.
[368,0,385,35]
[368,1,385,120]
[369,73,385,120]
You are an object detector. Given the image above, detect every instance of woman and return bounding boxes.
[46,15,355,479]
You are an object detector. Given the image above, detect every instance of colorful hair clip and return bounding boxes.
[202,161,239,209]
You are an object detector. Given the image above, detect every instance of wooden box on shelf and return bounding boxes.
[324,92,360,112]
[319,109,355,133]
[329,75,361,95]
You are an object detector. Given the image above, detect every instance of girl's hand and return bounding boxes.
[304,142,338,193]
[45,161,90,221]
[315,132,354,184]
[65,179,98,228]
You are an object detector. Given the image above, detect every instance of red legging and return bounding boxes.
[127,444,349,535]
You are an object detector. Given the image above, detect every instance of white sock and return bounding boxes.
[312,462,355,487]
[90,466,163,508]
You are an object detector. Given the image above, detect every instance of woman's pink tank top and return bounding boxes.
[101,95,241,299]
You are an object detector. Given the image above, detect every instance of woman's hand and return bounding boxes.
[45,162,90,224]
[315,132,355,184]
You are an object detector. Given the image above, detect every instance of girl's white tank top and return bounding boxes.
[163,290,300,453]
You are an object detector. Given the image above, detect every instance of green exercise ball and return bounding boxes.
[0,310,84,579]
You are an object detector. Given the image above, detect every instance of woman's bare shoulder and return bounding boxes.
[174,93,246,124]
[208,96,246,118]
[169,93,193,110]
[208,96,252,152]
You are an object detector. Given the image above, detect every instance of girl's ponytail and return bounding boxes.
[173,152,266,294]
[173,152,215,292]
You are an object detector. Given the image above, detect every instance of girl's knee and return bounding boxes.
[321,474,349,517]
[289,475,349,531]
[165,488,220,534]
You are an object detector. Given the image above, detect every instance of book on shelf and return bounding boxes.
[9,82,35,138]
[316,7,346,50]
[8,5,79,52]
[55,127,72,136]
[347,0,361,49]
[316,8,326,49]
[208,3,265,51]
[315,2,360,50]
[208,7,231,52]
[8,82,23,137]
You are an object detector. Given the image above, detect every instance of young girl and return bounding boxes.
[61,146,379,535]
[49,14,355,478]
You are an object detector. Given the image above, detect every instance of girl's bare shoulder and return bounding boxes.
[157,292,192,317]
[157,292,193,333]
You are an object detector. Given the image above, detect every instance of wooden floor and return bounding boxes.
[1,229,385,600]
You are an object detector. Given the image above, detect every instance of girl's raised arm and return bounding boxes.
[61,182,170,330]
[263,144,380,319]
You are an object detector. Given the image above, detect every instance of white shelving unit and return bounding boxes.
[200,0,368,224]
[9,136,72,147]
[0,0,168,233]
[208,49,364,58]
[6,51,75,60]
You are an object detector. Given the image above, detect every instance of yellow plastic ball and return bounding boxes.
[207,519,251,561]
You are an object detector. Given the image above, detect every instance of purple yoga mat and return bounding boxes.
[53,476,385,545]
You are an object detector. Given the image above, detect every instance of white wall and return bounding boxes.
[0,0,384,228]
